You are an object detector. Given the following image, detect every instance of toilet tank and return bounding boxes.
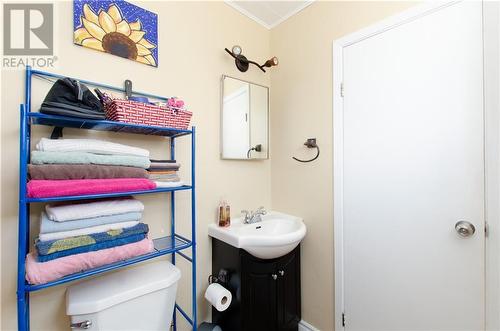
[66,260,181,331]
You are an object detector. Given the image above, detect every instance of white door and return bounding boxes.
[222,84,250,159]
[338,2,484,330]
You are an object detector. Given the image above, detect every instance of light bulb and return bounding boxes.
[272,57,279,65]
[232,45,242,56]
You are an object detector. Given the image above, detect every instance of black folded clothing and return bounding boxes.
[40,78,105,119]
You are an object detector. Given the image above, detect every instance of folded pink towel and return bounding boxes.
[27,178,156,198]
[26,238,154,285]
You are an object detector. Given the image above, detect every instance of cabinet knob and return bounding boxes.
[278,270,284,277]
[271,274,278,280]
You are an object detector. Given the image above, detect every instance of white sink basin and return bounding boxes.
[208,211,306,259]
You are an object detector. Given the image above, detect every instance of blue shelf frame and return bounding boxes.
[28,112,193,138]
[17,66,197,331]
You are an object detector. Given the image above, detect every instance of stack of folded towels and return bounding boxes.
[148,159,184,188]
[25,197,155,285]
[27,138,157,198]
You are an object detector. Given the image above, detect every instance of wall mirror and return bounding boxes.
[221,75,269,160]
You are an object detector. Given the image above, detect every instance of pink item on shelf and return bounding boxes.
[25,238,155,285]
[27,178,156,198]
[167,98,185,109]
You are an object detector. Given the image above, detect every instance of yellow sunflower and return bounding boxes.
[74,3,157,66]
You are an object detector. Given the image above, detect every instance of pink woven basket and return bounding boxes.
[104,98,192,130]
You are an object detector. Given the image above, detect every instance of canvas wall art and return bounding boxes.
[73,0,158,67]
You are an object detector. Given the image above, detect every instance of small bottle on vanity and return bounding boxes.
[218,200,231,227]
[225,202,231,227]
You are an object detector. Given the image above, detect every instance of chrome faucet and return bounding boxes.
[242,207,267,224]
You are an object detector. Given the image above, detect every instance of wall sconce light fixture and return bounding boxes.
[225,45,278,73]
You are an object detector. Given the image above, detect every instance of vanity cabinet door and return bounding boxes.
[276,247,301,331]
[241,252,278,331]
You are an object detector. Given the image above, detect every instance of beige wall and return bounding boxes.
[1,2,271,330]
[269,2,416,330]
[0,1,421,331]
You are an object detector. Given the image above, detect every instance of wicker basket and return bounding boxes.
[104,97,192,130]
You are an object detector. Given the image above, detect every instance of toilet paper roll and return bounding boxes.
[198,322,222,331]
[204,283,232,312]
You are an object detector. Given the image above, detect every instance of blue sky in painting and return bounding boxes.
[73,0,158,66]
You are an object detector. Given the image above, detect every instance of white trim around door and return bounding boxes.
[483,2,500,330]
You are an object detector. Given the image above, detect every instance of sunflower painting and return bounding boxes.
[73,0,158,67]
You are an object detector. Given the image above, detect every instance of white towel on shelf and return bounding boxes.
[45,198,144,222]
[38,220,140,242]
[36,138,150,157]
[154,181,185,188]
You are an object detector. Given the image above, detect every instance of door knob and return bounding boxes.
[271,274,277,280]
[455,221,476,238]
[278,270,285,277]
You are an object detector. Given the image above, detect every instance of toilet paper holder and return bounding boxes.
[208,269,229,285]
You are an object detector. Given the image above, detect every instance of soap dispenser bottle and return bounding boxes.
[218,200,230,227]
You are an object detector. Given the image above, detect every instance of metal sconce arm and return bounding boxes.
[225,47,277,73]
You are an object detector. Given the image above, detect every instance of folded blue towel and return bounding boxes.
[36,223,149,256]
[36,233,147,262]
[40,211,143,234]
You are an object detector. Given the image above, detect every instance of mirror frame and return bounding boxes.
[220,74,270,160]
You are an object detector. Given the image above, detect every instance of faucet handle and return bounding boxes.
[241,210,250,216]
[256,206,267,214]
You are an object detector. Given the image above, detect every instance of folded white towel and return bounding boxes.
[36,138,150,157]
[154,181,185,188]
[46,198,144,222]
[38,220,139,242]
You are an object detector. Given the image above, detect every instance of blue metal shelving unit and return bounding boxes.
[17,66,197,331]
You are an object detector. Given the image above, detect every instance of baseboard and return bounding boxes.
[299,320,320,331]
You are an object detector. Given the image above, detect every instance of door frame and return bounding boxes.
[332,1,499,329]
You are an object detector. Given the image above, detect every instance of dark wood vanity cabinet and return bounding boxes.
[212,239,301,331]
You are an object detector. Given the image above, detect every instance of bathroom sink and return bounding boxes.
[208,211,306,259]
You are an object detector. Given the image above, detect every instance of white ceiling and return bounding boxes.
[225,1,314,29]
